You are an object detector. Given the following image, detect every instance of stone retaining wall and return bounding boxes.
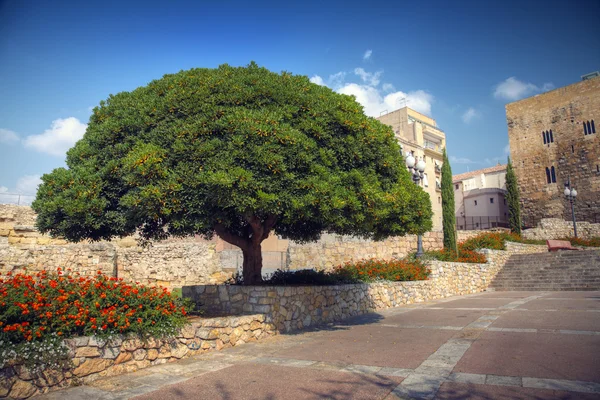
[184,242,547,332]
[1,205,493,288]
[523,218,600,240]
[0,314,275,399]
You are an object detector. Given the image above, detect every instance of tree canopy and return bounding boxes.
[33,63,432,284]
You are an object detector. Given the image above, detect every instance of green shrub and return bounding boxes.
[0,269,193,369]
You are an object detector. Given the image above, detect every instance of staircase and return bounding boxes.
[490,250,600,291]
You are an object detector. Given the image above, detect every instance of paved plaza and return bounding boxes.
[39,291,600,400]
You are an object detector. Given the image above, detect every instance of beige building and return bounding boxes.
[506,73,600,227]
[377,107,446,230]
[453,165,509,230]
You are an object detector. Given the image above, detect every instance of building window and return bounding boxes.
[474,200,478,206]
[455,184,459,190]
[423,173,429,187]
[490,198,494,204]
[438,197,441,204]
[584,120,597,135]
[504,198,506,205]
[572,145,575,153]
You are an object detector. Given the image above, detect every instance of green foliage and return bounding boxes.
[441,149,457,253]
[264,269,357,285]
[334,258,430,282]
[32,63,433,281]
[563,237,600,247]
[0,270,191,349]
[506,157,522,234]
[258,258,430,285]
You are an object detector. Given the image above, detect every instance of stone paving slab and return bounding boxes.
[516,298,600,310]
[435,382,600,400]
[432,298,518,309]
[35,291,600,400]
[454,331,600,382]
[131,363,404,400]
[490,309,600,331]
[380,309,486,328]
[538,291,600,299]
[273,325,456,369]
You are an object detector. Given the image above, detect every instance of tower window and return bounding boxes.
[542,131,547,144]
[584,120,596,135]
[549,130,553,142]
[490,198,494,204]
[572,145,575,153]
[545,167,551,184]
[551,166,556,183]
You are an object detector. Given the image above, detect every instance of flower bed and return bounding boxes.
[0,270,192,371]
[424,232,546,263]
[333,258,430,282]
[561,237,600,248]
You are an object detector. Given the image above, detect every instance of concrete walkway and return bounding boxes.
[38,291,600,400]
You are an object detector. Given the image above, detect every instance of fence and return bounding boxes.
[0,192,35,206]
[456,216,509,231]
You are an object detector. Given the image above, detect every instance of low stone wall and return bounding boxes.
[1,204,493,288]
[523,218,600,240]
[286,230,482,271]
[184,242,547,332]
[0,314,275,399]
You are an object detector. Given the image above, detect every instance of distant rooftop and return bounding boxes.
[453,164,506,183]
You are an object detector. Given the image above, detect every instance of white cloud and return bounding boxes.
[23,117,87,157]
[450,156,479,165]
[0,128,19,144]
[310,75,326,86]
[504,144,510,156]
[309,68,433,117]
[493,77,555,101]
[15,175,41,195]
[363,49,372,60]
[354,68,382,86]
[0,175,41,205]
[461,107,480,124]
[338,84,433,117]
[382,83,395,92]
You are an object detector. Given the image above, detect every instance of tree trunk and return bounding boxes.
[214,215,277,286]
[242,243,263,285]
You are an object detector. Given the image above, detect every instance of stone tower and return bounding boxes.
[505,74,600,227]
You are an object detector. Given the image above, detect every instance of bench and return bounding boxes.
[547,239,580,252]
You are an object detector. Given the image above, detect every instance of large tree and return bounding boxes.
[441,149,457,253]
[505,157,521,235]
[32,63,432,284]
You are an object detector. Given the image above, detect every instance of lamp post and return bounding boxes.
[564,178,578,238]
[405,152,426,257]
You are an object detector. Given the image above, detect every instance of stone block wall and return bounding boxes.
[506,75,600,226]
[0,314,275,399]
[523,218,600,240]
[184,242,547,333]
[287,230,483,271]
[1,205,493,288]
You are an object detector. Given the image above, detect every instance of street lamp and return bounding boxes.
[564,178,578,238]
[405,152,426,257]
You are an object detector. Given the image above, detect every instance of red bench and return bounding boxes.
[547,239,580,252]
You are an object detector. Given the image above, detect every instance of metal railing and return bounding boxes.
[0,192,35,206]
[456,216,510,231]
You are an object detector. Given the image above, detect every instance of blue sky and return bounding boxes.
[1,0,599,203]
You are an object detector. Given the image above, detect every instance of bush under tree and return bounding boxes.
[33,63,433,284]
